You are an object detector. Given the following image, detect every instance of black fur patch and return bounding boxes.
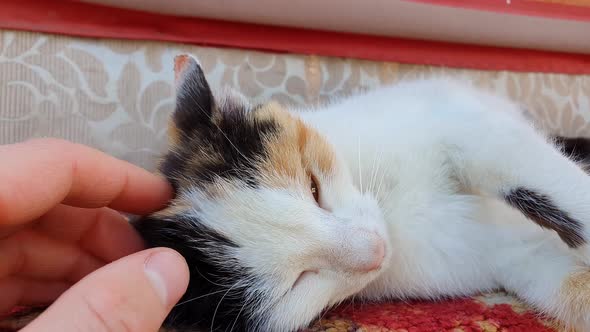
[504,187,585,248]
[160,59,278,189]
[555,136,590,167]
[160,107,277,189]
[172,59,215,136]
[135,60,278,331]
[133,215,254,331]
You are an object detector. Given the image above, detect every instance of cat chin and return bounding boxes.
[263,277,378,332]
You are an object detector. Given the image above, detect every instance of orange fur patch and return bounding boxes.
[163,98,336,200]
[174,54,191,84]
[255,102,336,189]
[167,118,181,146]
[299,121,336,175]
[560,268,590,329]
[152,199,192,219]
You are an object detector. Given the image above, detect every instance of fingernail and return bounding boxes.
[144,250,189,307]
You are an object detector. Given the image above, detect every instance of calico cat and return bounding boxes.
[129,54,590,332]
[3,54,590,332]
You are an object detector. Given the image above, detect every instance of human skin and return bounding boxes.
[0,138,189,332]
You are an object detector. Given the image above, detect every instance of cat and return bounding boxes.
[130,54,590,332]
[2,54,590,332]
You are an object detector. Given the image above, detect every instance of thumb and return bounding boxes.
[22,248,189,332]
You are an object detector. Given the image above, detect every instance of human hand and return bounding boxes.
[0,138,189,331]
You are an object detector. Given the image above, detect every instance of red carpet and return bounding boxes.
[306,294,560,332]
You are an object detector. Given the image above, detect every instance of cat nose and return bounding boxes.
[332,229,386,273]
[359,235,385,272]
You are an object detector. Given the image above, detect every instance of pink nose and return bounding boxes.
[359,235,385,272]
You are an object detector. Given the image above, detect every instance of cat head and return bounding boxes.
[134,54,389,331]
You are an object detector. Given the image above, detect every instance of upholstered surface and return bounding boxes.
[1,29,589,331]
[2,29,589,171]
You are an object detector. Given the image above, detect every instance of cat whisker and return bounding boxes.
[375,149,389,200]
[316,306,330,325]
[188,94,252,164]
[211,281,241,332]
[368,146,379,194]
[228,301,247,332]
[174,288,230,307]
[357,135,364,194]
[369,145,384,194]
[369,146,385,200]
[193,266,232,288]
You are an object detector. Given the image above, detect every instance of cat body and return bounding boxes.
[298,80,579,304]
[132,55,590,332]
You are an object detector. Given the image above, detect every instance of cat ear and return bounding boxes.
[169,54,215,143]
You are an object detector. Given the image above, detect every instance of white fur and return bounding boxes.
[299,79,590,330]
[186,79,590,331]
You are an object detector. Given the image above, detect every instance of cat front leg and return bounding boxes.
[445,108,590,263]
[493,236,590,331]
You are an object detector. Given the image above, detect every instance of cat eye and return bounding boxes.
[310,174,320,204]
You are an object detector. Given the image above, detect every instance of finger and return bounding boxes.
[0,230,104,282]
[0,138,172,227]
[0,222,30,240]
[0,277,69,315]
[34,205,145,262]
[23,248,189,332]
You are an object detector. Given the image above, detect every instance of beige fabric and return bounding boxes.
[1,29,589,172]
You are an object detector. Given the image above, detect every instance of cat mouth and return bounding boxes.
[292,269,319,289]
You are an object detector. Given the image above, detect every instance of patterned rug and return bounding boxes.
[305,292,564,332]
